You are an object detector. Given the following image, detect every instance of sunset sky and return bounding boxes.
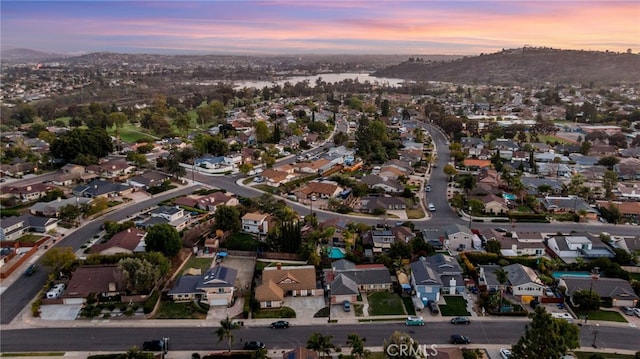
[2,1,639,55]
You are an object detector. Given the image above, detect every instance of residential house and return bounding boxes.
[30,197,92,218]
[392,226,416,244]
[90,228,146,255]
[254,264,321,308]
[521,177,563,195]
[360,175,404,193]
[0,214,58,241]
[476,168,501,190]
[127,171,171,190]
[62,265,123,304]
[596,201,640,223]
[260,168,295,186]
[320,218,350,246]
[282,347,318,359]
[295,158,332,174]
[72,179,132,198]
[194,192,239,212]
[0,162,36,178]
[545,235,614,262]
[615,158,640,180]
[615,184,640,200]
[480,194,509,215]
[537,162,571,177]
[360,196,407,213]
[443,224,476,252]
[410,254,465,308]
[612,236,640,254]
[560,276,639,308]
[1,183,57,202]
[503,263,545,299]
[241,212,271,238]
[168,265,238,306]
[540,196,599,219]
[362,229,396,253]
[298,181,342,200]
[138,206,190,231]
[97,159,137,179]
[462,159,491,170]
[326,259,393,296]
[481,230,546,257]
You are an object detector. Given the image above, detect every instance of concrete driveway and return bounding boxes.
[39,304,82,320]
[219,256,256,293]
[282,296,326,319]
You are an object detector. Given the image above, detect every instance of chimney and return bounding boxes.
[276,262,282,270]
[26,186,32,191]
[127,228,131,233]
[108,282,116,292]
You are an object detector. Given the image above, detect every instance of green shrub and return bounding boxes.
[143,290,160,314]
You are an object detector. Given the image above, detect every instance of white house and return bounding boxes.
[503,263,545,299]
[241,212,270,238]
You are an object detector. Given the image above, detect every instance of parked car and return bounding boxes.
[450,335,471,344]
[244,341,265,350]
[450,317,470,325]
[499,348,512,359]
[405,316,425,326]
[633,308,640,318]
[425,185,431,192]
[428,300,439,314]
[428,203,436,211]
[143,340,167,352]
[25,264,38,277]
[270,320,289,329]
[621,306,634,315]
[343,300,351,312]
[494,227,508,233]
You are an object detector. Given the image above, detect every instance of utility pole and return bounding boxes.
[584,267,600,324]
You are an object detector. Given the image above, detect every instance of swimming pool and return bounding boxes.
[552,271,593,278]
[328,247,346,259]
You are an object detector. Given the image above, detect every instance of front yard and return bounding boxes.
[367,292,406,316]
[439,296,471,316]
[152,300,209,319]
[252,306,296,319]
[581,310,627,323]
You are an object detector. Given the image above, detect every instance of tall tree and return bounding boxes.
[511,306,579,358]
[346,333,369,359]
[145,223,182,257]
[41,247,76,273]
[213,205,241,232]
[215,316,239,353]
[306,332,335,358]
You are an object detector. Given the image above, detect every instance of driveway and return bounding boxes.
[282,296,326,319]
[39,304,82,320]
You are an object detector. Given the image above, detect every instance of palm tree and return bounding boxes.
[126,345,142,359]
[215,316,239,353]
[306,332,335,358]
[495,267,509,308]
[346,333,369,359]
[251,348,269,359]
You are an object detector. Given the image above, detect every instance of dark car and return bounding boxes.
[270,320,289,329]
[450,335,471,344]
[244,341,266,350]
[450,317,471,325]
[494,227,508,233]
[25,264,38,277]
[143,340,167,352]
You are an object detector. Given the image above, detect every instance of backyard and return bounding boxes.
[367,292,406,316]
[439,296,471,316]
[224,233,259,251]
[182,257,213,275]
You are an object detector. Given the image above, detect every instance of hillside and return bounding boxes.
[0,48,64,63]
[372,47,640,85]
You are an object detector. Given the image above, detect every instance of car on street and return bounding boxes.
[428,203,436,211]
[633,308,640,317]
[405,316,425,326]
[425,185,431,192]
[450,335,470,344]
[343,300,351,312]
[244,341,265,350]
[270,320,289,329]
[25,264,38,277]
[500,348,512,359]
[450,317,470,325]
[621,306,634,315]
[143,340,167,352]
[494,227,508,232]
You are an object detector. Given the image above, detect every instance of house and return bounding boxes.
[443,224,475,252]
[560,277,639,308]
[462,159,491,169]
[596,201,640,223]
[260,168,295,186]
[410,254,464,307]
[392,226,416,244]
[612,236,640,254]
[72,179,132,198]
[127,171,171,190]
[168,265,238,306]
[502,263,545,299]
[97,158,137,179]
[283,347,318,359]
[480,194,509,215]
[325,259,393,296]
[0,214,58,241]
[139,206,190,231]
[30,197,92,218]
[90,228,146,255]
[362,229,396,253]
[546,235,614,262]
[194,192,239,212]
[0,162,36,178]
[481,229,546,257]
[241,212,271,238]
[60,163,86,175]
[536,162,571,177]
[360,176,404,193]
[62,265,123,304]
[1,183,57,202]
[521,177,563,195]
[295,158,332,174]
[255,264,321,308]
[539,196,600,219]
[477,167,501,189]
[298,181,342,199]
[360,196,407,213]
[615,158,640,180]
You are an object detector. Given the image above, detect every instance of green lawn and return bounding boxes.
[439,296,471,316]
[583,310,627,323]
[406,208,425,219]
[17,234,44,243]
[628,272,640,281]
[224,233,259,251]
[252,306,296,319]
[153,301,207,319]
[367,292,406,316]
[402,297,416,315]
[182,257,213,275]
[107,123,158,143]
[354,304,364,317]
[314,307,330,317]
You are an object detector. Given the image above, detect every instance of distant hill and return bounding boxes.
[0,48,64,63]
[372,47,640,85]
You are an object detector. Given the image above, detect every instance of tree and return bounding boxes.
[572,289,601,311]
[255,121,270,143]
[118,257,161,294]
[383,331,421,359]
[347,333,369,359]
[213,205,241,232]
[41,247,76,272]
[164,150,186,179]
[597,156,620,169]
[50,128,113,163]
[608,132,628,149]
[485,239,502,254]
[306,332,335,358]
[443,164,457,179]
[602,170,618,199]
[145,223,182,257]
[511,306,579,358]
[215,316,239,353]
[58,204,80,223]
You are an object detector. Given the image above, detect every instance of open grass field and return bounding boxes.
[367,292,406,316]
[107,123,158,143]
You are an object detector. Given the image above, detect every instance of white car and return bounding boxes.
[633,308,640,318]
[428,203,436,211]
[499,348,512,359]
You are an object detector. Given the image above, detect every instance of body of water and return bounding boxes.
[234,72,407,89]
[552,271,593,278]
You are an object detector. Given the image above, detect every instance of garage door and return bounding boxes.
[209,299,228,306]
[63,298,84,305]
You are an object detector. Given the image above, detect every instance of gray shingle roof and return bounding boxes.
[563,277,639,300]
[330,274,359,295]
[503,263,541,287]
[410,257,442,285]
